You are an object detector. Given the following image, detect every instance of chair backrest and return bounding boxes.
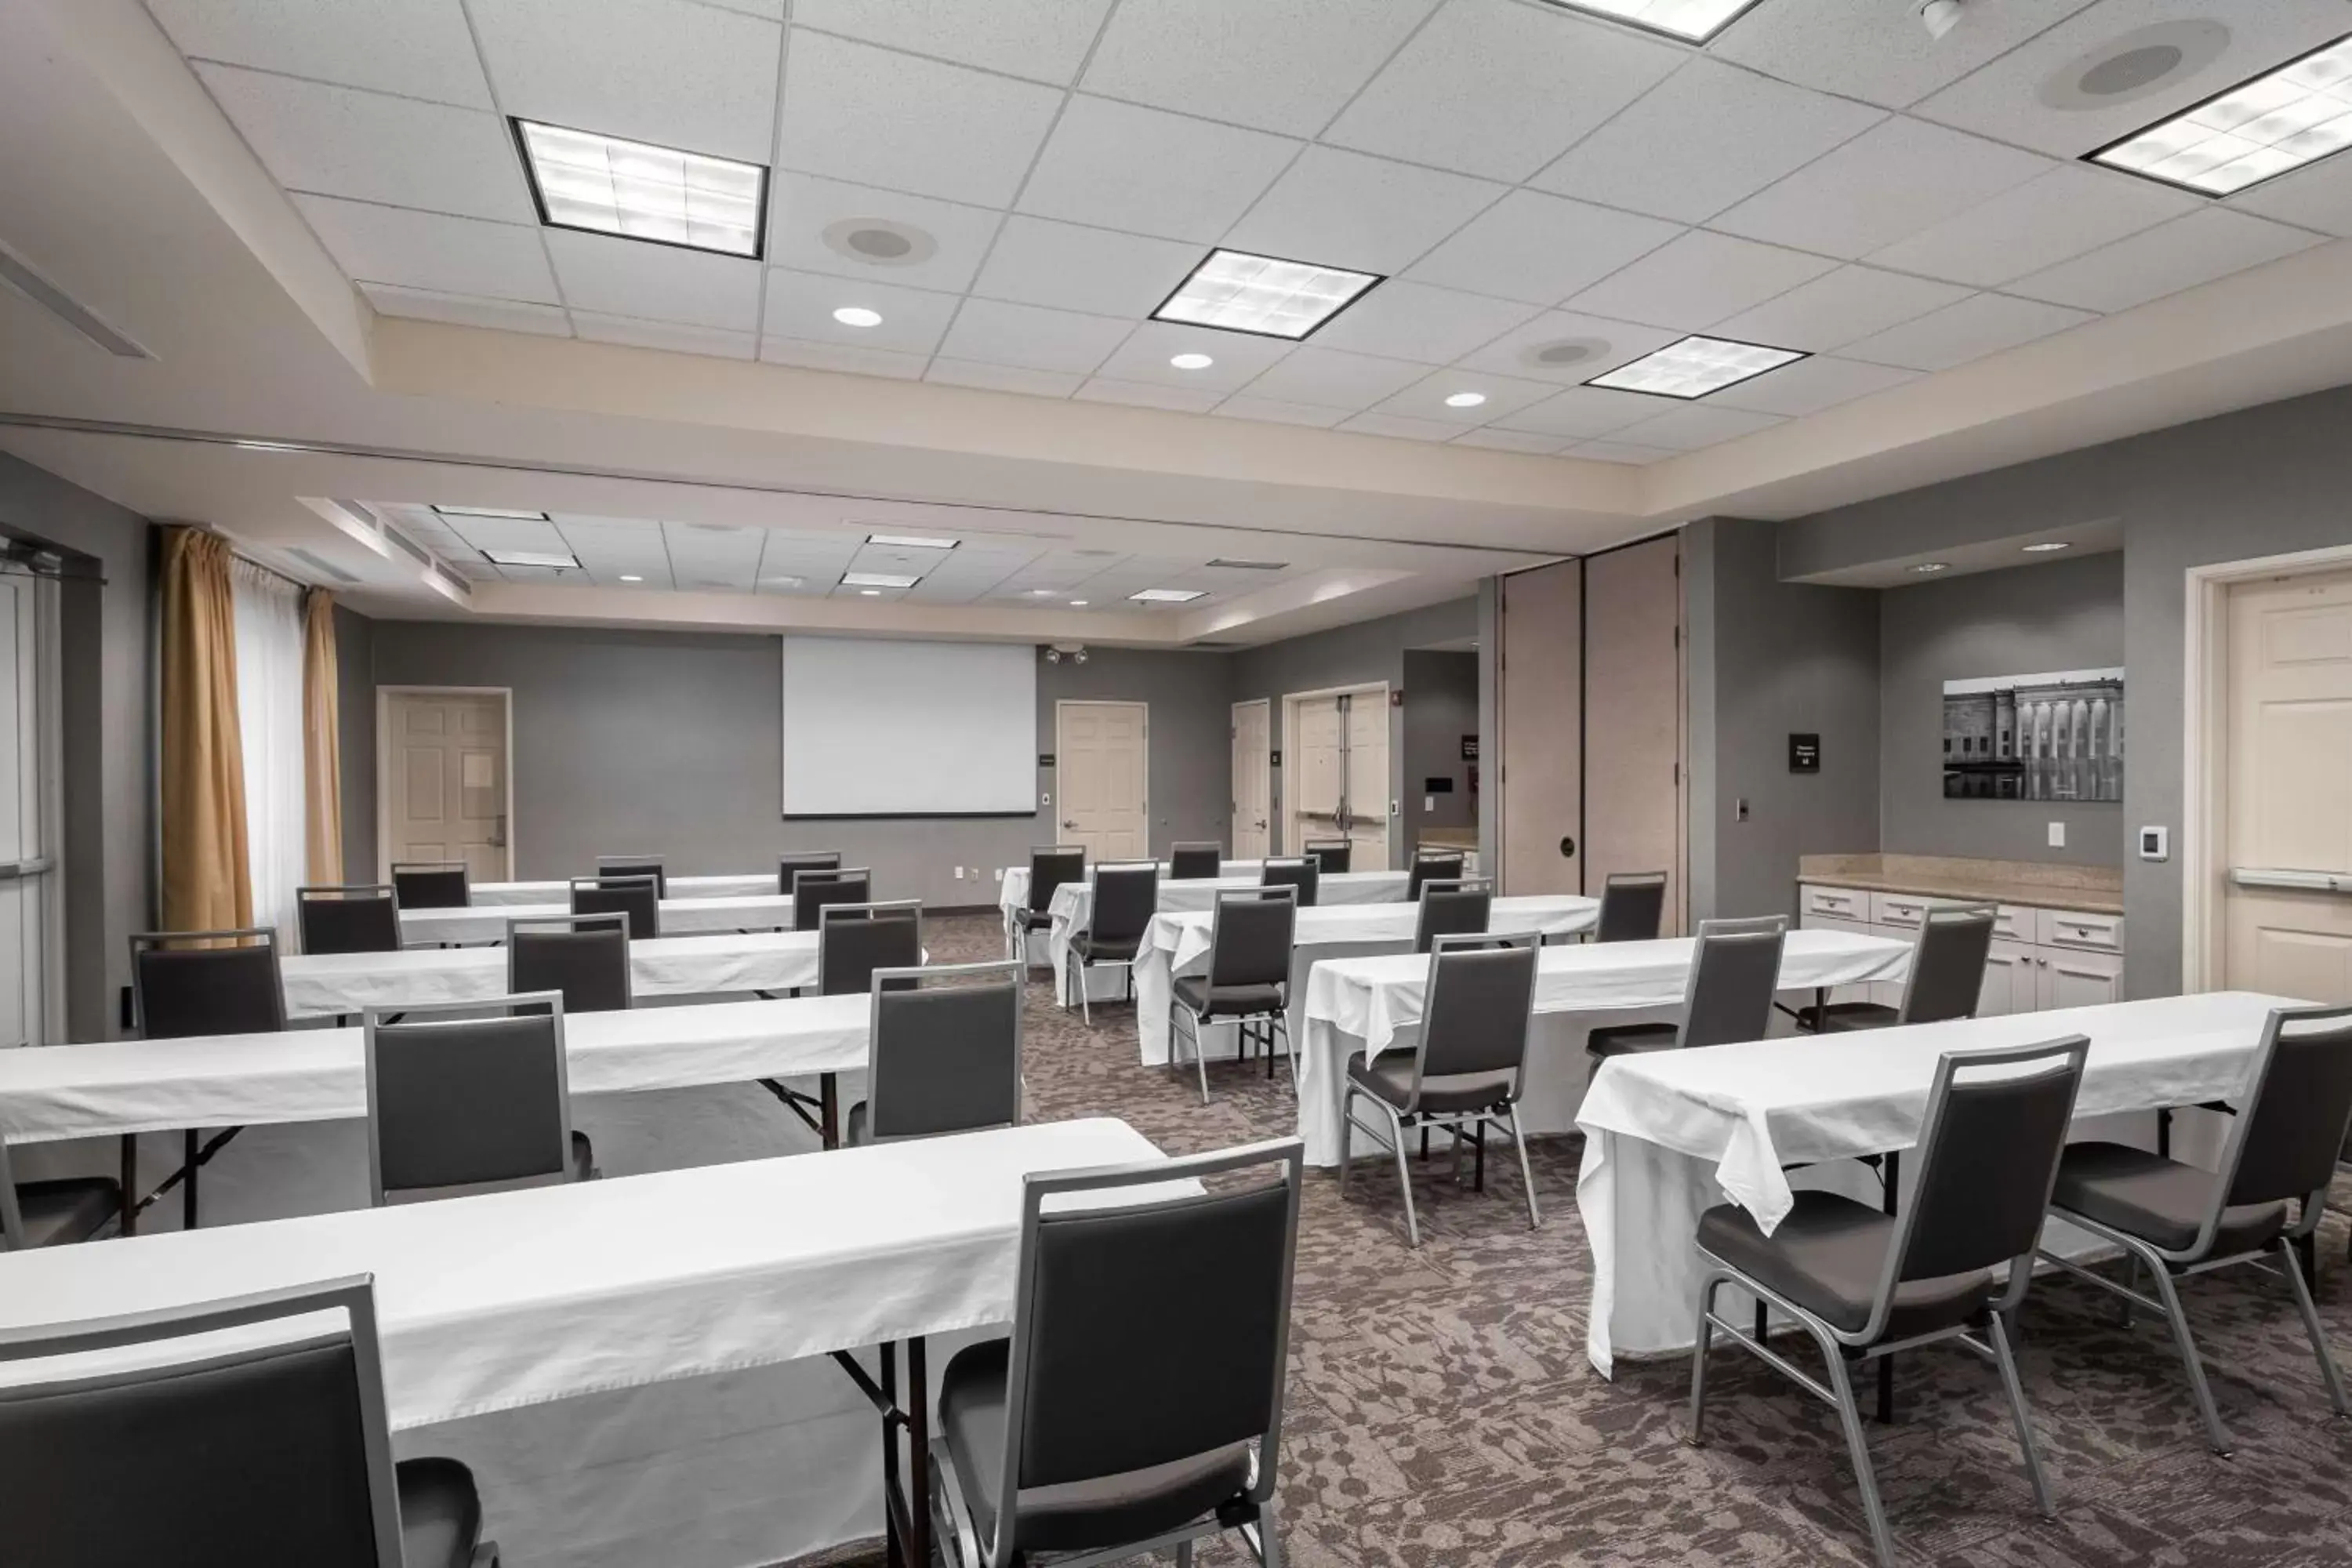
[1206,887,1297,990]
[1405,851,1466,904]
[1303,838,1352,875]
[778,851,843,895]
[818,900,924,997]
[130,929,288,1039]
[865,960,1023,1142]
[0,1276,408,1566]
[1412,932,1539,1097]
[2216,1004,2352,1220]
[1897,905,1997,1025]
[1087,862,1160,944]
[1868,1036,2089,1339]
[1259,855,1319,908]
[989,1139,1303,1562]
[389,861,469,910]
[296,884,401,956]
[571,874,659,940]
[507,913,631,1014]
[363,994,575,1204]
[0,1138,38,1250]
[1677,916,1788,1050]
[1595,871,1668,943]
[1167,842,1224,880]
[596,855,666,898]
[793,868,873,932]
[1413,877,1493,953]
[1023,845,1087,913]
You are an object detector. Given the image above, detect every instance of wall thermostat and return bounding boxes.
[2139,826,2169,862]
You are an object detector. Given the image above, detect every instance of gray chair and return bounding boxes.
[570,874,659,940]
[2038,1002,2352,1456]
[1691,1036,2089,1568]
[1405,850,1466,904]
[0,1275,498,1566]
[1806,904,1994,1033]
[1303,837,1352,875]
[362,995,593,1205]
[1413,877,1493,954]
[1339,932,1541,1247]
[130,927,289,1229]
[507,913,631,1014]
[817,899,923,998]
[1069,862,1158,1026]
[595,855,666,898]
[1167,841,1225,880]
[1587,915,1787,1060]
[0,1136,120,1251]
[1259,855,1318,908]
[1007,845,1086,974]
[932,1138,1303,1568]
[778,851,844,895]
[793,867,873,934]
[1170,888,1298,1105]
[845,960,1023,1148]
[391,861,470,910]
[1593,870,1668,942]
[297,884,403,956]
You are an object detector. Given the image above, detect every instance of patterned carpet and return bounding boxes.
[826,914,2352,1567]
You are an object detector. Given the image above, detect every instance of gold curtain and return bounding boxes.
[159,528,252,931]
[302,588,344,884]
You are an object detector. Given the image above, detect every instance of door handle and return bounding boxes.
[1062,819,1077,830]
[1559,836,1577,858]
[1254,819,1267,829]
[490,815,508,848]
[2230,867,2352,894]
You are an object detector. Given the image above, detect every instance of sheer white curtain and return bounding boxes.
[230,558,309,947]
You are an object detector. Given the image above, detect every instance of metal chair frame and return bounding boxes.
[860,959,1025,1145]
[1410,877,1494,954]
[127,927,288,1232]
[1006,844,1087,975]
[1168,887,1298,1106]
[816,898,926,997]
[1072,862,1159,1027]
[594,855,667,898]
[390,859,472,909]
[295,883,405,956]
[505,911,633,1011]
[361,992,578,1207]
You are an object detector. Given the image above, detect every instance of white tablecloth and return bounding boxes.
[1573,990,2303,1375]
[1047,870,1414,1000]
[470,873,778,906]
[1294,929,1914,1168]
[399,894,799,946]
[281,931,822,1020]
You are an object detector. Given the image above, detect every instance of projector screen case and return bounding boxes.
[782,637,1038,816]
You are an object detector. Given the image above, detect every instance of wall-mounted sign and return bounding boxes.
[1036,753,1055,768]
[1461,735,1479,761]
[1424,776,1454,793]
[1788,734,1820,774]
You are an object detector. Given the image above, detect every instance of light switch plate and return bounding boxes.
[2047,822,2066,848]
[2139,826,2169,862]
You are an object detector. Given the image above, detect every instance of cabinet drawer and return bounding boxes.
[1992,904,2034,942]
[2037,907,2125,953]
[1802,884,1869,922]
[1871,891,1935,928]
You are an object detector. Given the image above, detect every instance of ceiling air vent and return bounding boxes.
[0,240,153,359]
[382,527,434,566]
[285,547,361,585]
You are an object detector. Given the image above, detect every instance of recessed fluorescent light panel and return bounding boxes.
[2021,542,2072,554]
[1584,335,1805,400]
[2091,34,2352,194]
[1537,0,1769,45]
[841,572,920,589]
[865,534,958,550]
[481,549,579,569]
[1152,249,1381,340]
[1130,588,1207,603]
[514,118,767,258]
[1206,559,1288,570]
[432,506,550,521]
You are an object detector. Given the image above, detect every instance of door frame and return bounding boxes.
[375,685,517,881]
[1279,681,1389,864]
[1231,698,1270,858]
[1052,699,1149,855]
[2181,539,2352,992]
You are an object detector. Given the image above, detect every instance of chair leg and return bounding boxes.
[1079,964,1092,1028]
[1505,1104,1541,1229]
[1338,1089,1356,1193]
[2142,1251,2234,1455]
[1175,1540,1194,1568]
[1252,1497,1284,1568]
[2278,1236,2352,1417]
[1686,1273,1718,1446]
[1988,1309,2056,1517]
[1820,1341,1898,1568]
[1194,1014,1210,1105]
[1388,1109,1421,1248]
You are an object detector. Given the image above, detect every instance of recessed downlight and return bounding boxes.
[2021,542,2072,554]
[1911,562,1951,574]
[833,306,883,328]
[1170,352,1215,369]
[619,573,644,582]
[859,588,880,596]
[1152,249,1381,340]
[1444,390,1488,408]
[1070,600,1088,606]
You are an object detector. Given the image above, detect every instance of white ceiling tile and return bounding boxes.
[1323,0,1682,183]
[788,0,1116,84]
[1080,0,1440,138]
[1371,368,1558,426]
[361,284,572,336]
[1705,355,1920,416]
[1564,230,1838,330]
[1210,396,1350,429]
[297,195,559,301]
[1452,310,1681,384]
[544,228,763,328]
[1490,385,1662,438]
[1075,378,1225,413]
[1610,403,1784,450]
[194,64,532,222]
[1531,58,1886,224]
[151,0,494,107]
[1403,190,1679,307]
[765,173,1003,293]
[1015,96,1300,244]
[1712,0,2103,110]
[1090,321,1295,391]
[1223,146,1508,276]
[1711,265,1973,353]
[571,312,755,359]
[1710,118,2055,260]
[779,31,1061,206]
[441,514,566,552]
[1236,346,1438,409]
[761,268,959,353]
[924,359,1084,397]
[2008,209,2324,314]
[1307,281,1536,365]
[1867,164,2201,286]
[1567,439,1678,465]
[970,218,1202,318]
[1841,292,2094,371]
[1336,412,1461,442]
[2231,154,2352,239]
[1912,0,2352,158]
[938,299,1131,373]
[1449,427,1572,455]
[467,0,780,162]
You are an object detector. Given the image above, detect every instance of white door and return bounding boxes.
[1344,690,1390,868]
[1288,695,1343,856]
[1500,561,1583,897]
[1232,699,1270,860]
[0,575,56,1049]
[1584,535,1686,932]
[383,691,511,882]
[1057,702,1149,862]
[2223,568,2352,1003]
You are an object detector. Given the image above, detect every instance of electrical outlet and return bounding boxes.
[2047,822,2066,848]
[1736,797,1750,822]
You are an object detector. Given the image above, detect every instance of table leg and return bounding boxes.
[909,1334,931,1568]
[119,1134,136,1237]
[1878,1149,1899,1424]
[1812,986,1826,1033]
[2157,1106,2172,1159]
[821,1072,839,1151]
[184,1128,200,1229]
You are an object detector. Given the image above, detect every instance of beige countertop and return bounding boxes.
[1797,854,2124,916]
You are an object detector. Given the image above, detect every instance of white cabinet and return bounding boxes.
[2037,946,2125,1010]
[1980,939,2038,1018]
[1798,884,2123,1022]
[1802,913,1882,1008]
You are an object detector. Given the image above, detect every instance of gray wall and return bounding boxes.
[1879,551,2124,869]
[333,602,376,879]
[0,452,152,1040]
[1685,517,1882,924]
[1401,650,1477,835]
[1780,380,2352,997]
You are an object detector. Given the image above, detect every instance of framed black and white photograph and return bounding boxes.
[1942,668,2125,802]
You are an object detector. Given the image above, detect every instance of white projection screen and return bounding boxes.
[782,637,1037,815]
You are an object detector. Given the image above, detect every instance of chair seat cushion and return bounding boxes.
[1697,1190,1993,1339]
[2049,1141,2287,1258]
[396,1457,485,1568]
[1171,975,1283,1019]
[940,1339,1252,1555]
[1586,1022,1678,1058]
[11,1177,121,1248]
[1810,1002,1900,1033]
[1073,932,1141,963]
[1014,909,1054,931]
[1346,1052,1515,1116]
